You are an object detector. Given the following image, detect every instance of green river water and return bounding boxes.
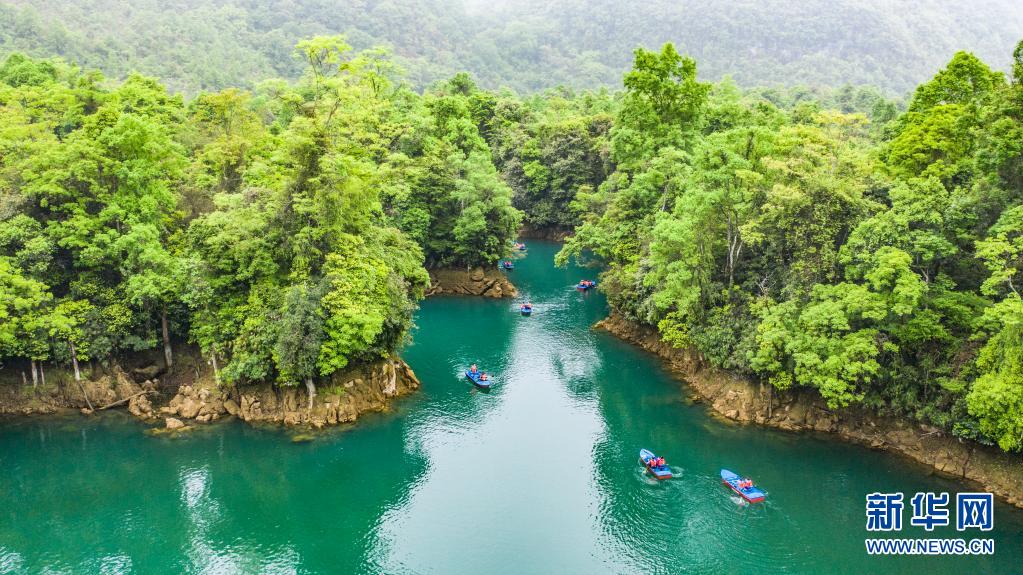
[1,241,1021,574]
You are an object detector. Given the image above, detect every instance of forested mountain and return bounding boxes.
[1,0,1021,95]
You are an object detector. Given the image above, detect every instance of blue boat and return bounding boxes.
[639,449,673,480]
[465,370,492,389]
[517,243,527,251]
[577,280,597,290]
[502,260,514,270]
[520,304,532,316]
[721,469,766,503]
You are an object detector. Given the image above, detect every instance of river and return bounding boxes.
[0,241,1020,574]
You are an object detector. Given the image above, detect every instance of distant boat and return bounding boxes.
[577,280,596,290]
[515,242,527,251]
[721,469,766,503]
[639,448,673,480]
[465,370,492,389]
[520,304,532,316]
[502,260,514,270]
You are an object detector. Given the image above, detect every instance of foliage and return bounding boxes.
[1,1,1021,96]
[0,42,504,390]
[557,41,1023,450]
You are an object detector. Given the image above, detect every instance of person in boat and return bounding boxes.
[480,372,488,381]
[470,364,478,374]
[524,301,532,309]
[658,457,666,467]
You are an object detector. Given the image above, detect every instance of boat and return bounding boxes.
[721,469,766,503]
[513,242,527,251]
[465,370,492,389]
[502,260,514,270]
[520,304,532,316]
[639,449,673,480]
[576,280,597,290]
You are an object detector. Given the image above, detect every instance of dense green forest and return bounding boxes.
[1,0,1021,95]
[0,39,519,403]
[551,42,1023,453]
[2,32,1023,454]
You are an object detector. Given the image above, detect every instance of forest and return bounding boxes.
[0,38,520,404]
[551,42,1023,453]
[2,33,1023,453]
[0,0,1021,95]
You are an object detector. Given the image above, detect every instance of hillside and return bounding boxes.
[0,0,1021,95]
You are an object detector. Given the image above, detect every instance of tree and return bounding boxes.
[967,297,1023,451]
[274,282,326,410]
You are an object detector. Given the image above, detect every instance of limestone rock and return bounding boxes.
[131,364,164,381]
[165,417,185,430]
[128,393,155,419]
[178,397,201,419]
[223,399,239,416]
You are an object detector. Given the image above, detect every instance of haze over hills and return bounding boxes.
[0,0,1021,95]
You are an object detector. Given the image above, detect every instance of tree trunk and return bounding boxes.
[21,370,27,388]
[161,309,173,369]
[305,377,316,411]
[69,341,82,382]
[210,349,220,383]
[30,360,38,392]
[77,379,94,411]
[39,362,46,388]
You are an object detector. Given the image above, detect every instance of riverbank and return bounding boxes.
[159,358,419,429]
[0,350,421,431]
[595,313,1023,508]
[426,267,517,297]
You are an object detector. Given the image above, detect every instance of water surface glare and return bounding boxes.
[1,241,1020,574]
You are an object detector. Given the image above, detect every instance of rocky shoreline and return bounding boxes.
[595,314,1023,508]
[0,354,421,432]
[426,267,517,298]
[518,224,573,241]
[157,358,419,430]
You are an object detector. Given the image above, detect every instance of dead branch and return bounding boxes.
[98,390,158,411]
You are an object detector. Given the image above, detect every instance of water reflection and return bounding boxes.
[372,246,622,573]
